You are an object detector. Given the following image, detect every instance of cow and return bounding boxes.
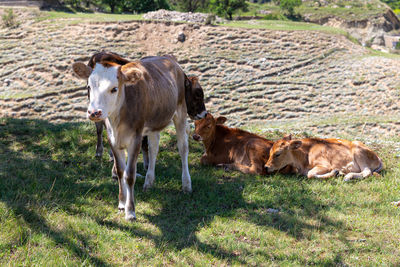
[72,52,205,220]
[192,113,293,175]
[264,135,383,181]
[94,75,206,160]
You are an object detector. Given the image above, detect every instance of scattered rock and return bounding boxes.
[177,32,185,42]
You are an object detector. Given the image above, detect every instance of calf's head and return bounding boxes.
[185,76,207,120]
[72,61,142,122]
[192,113,226,142]
[265,135,302,173]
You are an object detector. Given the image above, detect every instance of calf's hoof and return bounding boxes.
[95,152,103,158]
[344,174,353,182]
[182,184,192,193]
[143,182,154,191]
[125,211,136,221]
[391,201,400,207]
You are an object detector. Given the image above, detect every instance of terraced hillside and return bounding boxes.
[1,9,400,141]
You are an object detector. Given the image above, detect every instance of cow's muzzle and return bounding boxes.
[192,134,202,142]
[194,111,207,120]
[88,109,103,121]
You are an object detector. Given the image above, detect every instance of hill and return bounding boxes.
[0,8,399,142]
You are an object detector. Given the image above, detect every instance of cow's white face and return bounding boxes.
[72,61,143,122]
[87,63,121,121]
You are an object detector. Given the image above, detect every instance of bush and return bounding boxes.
[279,0,301,18]
[2,9,19,28]
[395,41,400,50]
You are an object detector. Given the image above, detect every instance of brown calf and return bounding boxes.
[192,113,276,175]
[265,135,383,181]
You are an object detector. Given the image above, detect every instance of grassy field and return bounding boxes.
[1,117,400,266]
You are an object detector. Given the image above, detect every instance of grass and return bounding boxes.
[36,11,143,23]
[1,117,400,265]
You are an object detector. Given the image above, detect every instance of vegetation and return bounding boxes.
[381,0,400,10]
[209,0,248,20]
[279,0,301,18]
[1,8,19,28]
[0,118,400,265]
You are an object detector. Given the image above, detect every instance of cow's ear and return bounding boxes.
[289,140,302,149]
[189,76,198,83]
[120,62,143,84]
[283,134,292,141]
[216,116,227,125]
[72,62,92,80]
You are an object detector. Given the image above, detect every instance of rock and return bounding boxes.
[177,32,186,42]
[143,9,224,24]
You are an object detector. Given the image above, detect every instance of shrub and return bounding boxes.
[2,9,19,28]
[279,0,301,18]
[395,41,400,50]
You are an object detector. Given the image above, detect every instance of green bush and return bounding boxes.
[2,9,19,28]
[395,41,400,50]
[279,0,301,17]
[209,0,248,20]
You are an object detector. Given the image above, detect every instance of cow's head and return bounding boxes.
[192,113,226,142]
[72,59,142,122]
[264,135,302,173]
[185,76,207,120]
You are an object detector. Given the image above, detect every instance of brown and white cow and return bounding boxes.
[72,53,198,220]
[192,113,280,175]
[87,52,207,160]
[264,135,383,181]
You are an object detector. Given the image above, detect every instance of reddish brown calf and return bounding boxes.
[193,113,276,175]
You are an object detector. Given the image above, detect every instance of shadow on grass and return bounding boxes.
[0,118,352,265]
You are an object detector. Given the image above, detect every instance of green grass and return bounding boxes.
[1,117,400,265]
[36,11,143,23]
[224,19,349,35]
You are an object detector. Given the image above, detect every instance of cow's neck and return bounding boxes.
[291,148,309,175]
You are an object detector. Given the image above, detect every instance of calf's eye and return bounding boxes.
[111,87,118,93]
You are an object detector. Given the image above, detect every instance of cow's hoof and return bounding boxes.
[143,182,154,191]
[344,175,352,182]
[125,211,136,221]
[182,185,192,193]
[333,170,339,176]
[118,202,125,212]
[391,201,400,207]
[95,152,102,158]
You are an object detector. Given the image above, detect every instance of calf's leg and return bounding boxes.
[124,135,142,221]
[95,121,104,158]
[173,111,192,193]
[143,132,160,191]
[112,148,126,212]
[307,166,338,179]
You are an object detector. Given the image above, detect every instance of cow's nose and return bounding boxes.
[88,109,102,118]
[192,134,200,141]
[265,166,269,173]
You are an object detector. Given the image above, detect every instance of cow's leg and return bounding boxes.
[95,121,104,158]
[173,111,192,193]
[112,148,126,212]
[143,132,160,191]
[218,163,258,174]
[306,166,338,179]
[142,136,149,171]
[344,168,372,181]
[124,135,142,221]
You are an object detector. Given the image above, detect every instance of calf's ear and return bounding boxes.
[283,134,292,141]
[72,62,92,79]
[120,62,143,84]
[216,116,227,125]
[289,140,302,149]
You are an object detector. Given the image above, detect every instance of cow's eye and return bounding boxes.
[274,152,281,158]
[111,87,118,93]
[87,85,91,90]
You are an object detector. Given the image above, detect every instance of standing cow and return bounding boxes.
[264,135,383,181]
[72,53,205,220]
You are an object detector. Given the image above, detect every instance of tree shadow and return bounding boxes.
[0,118,352,265]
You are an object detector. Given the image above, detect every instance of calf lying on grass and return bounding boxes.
[192,113,291,175]
[265,135,383,181]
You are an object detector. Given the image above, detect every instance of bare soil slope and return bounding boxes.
[1,10,399,140]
